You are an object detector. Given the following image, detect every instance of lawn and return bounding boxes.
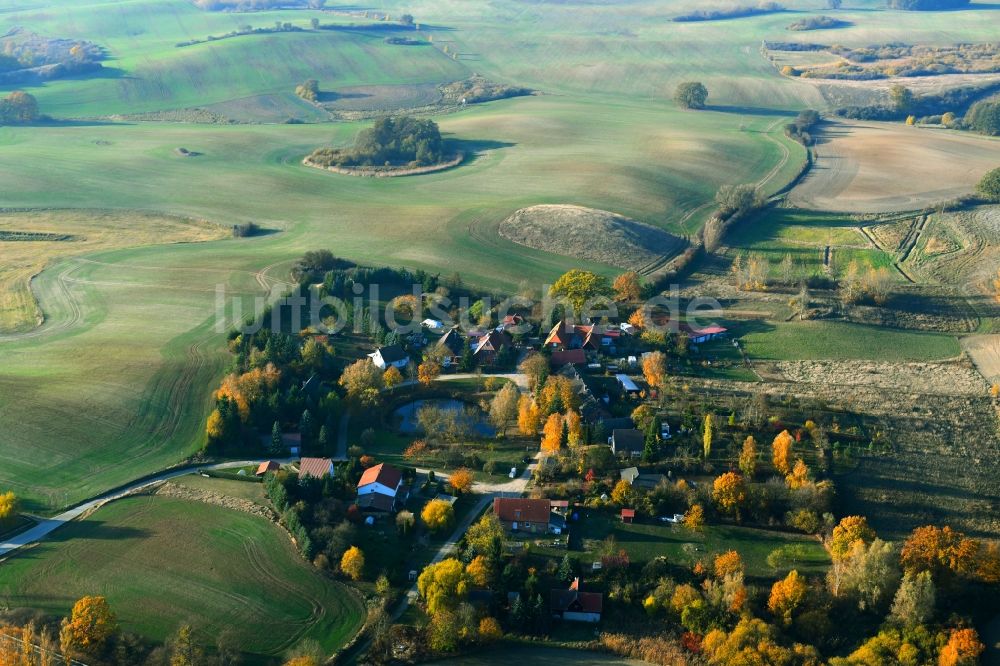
[740,320,961,361]
[169,473,268,504]
[0,495,364,660]
[532,511,830,580]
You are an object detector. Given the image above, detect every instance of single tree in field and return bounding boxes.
[0,490,19,523]
[738,436,757,479]
[978,167,1000,202]
[341,546,365,580]
[889,84,914,114]
[674,81,709,110]
[613,271,642,302]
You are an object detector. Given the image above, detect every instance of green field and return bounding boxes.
[0,495,364,658]
[741,320,961,361]
[727,209,896,279]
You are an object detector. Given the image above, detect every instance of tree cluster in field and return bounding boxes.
[0,30,104,85]
[295,78,320,102]
[773,42,1000,80]
[886,0,969,9]
[308,116,445,168]
[440,76,532,105]
[0,91,39,124]
[979,167,1000,201]
[673,2,785,22]
[231,220,263,237]
[193,0,327,9]
[175,20,302,47]
[702,184,765,253]
[784,109,820,145]
[787,15,850,30]
[834,81,1000,129]
[673,81,708,110]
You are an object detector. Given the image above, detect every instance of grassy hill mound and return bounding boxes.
[499,204,685,272]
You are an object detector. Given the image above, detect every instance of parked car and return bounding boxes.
[659,513,686,524]
[509,466,518,479]
[660,422,672,440]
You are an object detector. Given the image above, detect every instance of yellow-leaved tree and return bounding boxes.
[417,558,470,615]
[60,596,117,654]
[771,430,794,475]
[768,570,807,626]
[0,491,19,523]
[549,269,611,314]
[421,499,455,534]
[540,412,564,453]
[340,546,365,581]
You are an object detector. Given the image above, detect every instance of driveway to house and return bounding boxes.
[0,458,291,558]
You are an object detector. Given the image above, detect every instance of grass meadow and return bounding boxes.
[0,0,995,512]
[0,495,365,658]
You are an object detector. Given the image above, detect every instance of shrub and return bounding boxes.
[977,167,1000,202]
[965,100,1000,136]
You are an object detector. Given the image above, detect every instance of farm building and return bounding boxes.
[609,428,643,457]
[621,508,635,523]
[357,463,404,510]
[298,457,335,480]
[550,349,586,367]
[551,578,603,623]
[255,460,280,476]
[493,497,551,534]
[369,345,409,370]
[615,374,641,396]
[620,467,668,490]
[681,323,728,345]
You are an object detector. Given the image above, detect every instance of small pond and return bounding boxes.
[393,399,495,438]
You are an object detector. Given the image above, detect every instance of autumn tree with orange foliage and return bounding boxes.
[771,430,794,475]
[684,504,705,530]
[939,628,985,666]
[786,458,810,489]
[540,412,564,453]
[564,409,583,447]
[768,570,807,626]
[215,363,281,421]
[449,468,474,494]
[59,596,117,655]
[517,396,542,436]
[466,555,491,587]
[418,359,441,386]
[642,351,668,389]
[712,472,747,516]
[613,271,643,302]
[383,365,404,389]
[830,515,876,561]
[900,525,979,579]
[714,550,744,578]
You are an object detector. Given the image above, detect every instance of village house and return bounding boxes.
[609,428,643,457]
[620,466,668,490]
[472,330,513,366]
[368,344,409,370]
[550,578,603,623]
[681,323,728,345]
[436,327,467,367]
[298,457,335,480]
[493,497,551,534]
[356,462,405,512]
[549,348,587,368]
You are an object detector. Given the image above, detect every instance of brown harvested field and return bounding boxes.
[962,335,1000,384]
[498,204,685,274]
[789,121,1000,213]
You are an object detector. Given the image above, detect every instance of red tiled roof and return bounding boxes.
[550,349,586,367]
[621,508,636,518]
[298,457,333,479]
[358,462,403,490]
[256,460,280,476]
[551,590,603,614]
[493,497,551,524]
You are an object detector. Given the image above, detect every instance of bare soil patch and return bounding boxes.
[962,334,1000,383]
[302,152,464,178]
[789,120,1000,212]
[768,359,985,396]
[498,204,685,273]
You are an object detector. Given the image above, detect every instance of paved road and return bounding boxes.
[0,458,291,558]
